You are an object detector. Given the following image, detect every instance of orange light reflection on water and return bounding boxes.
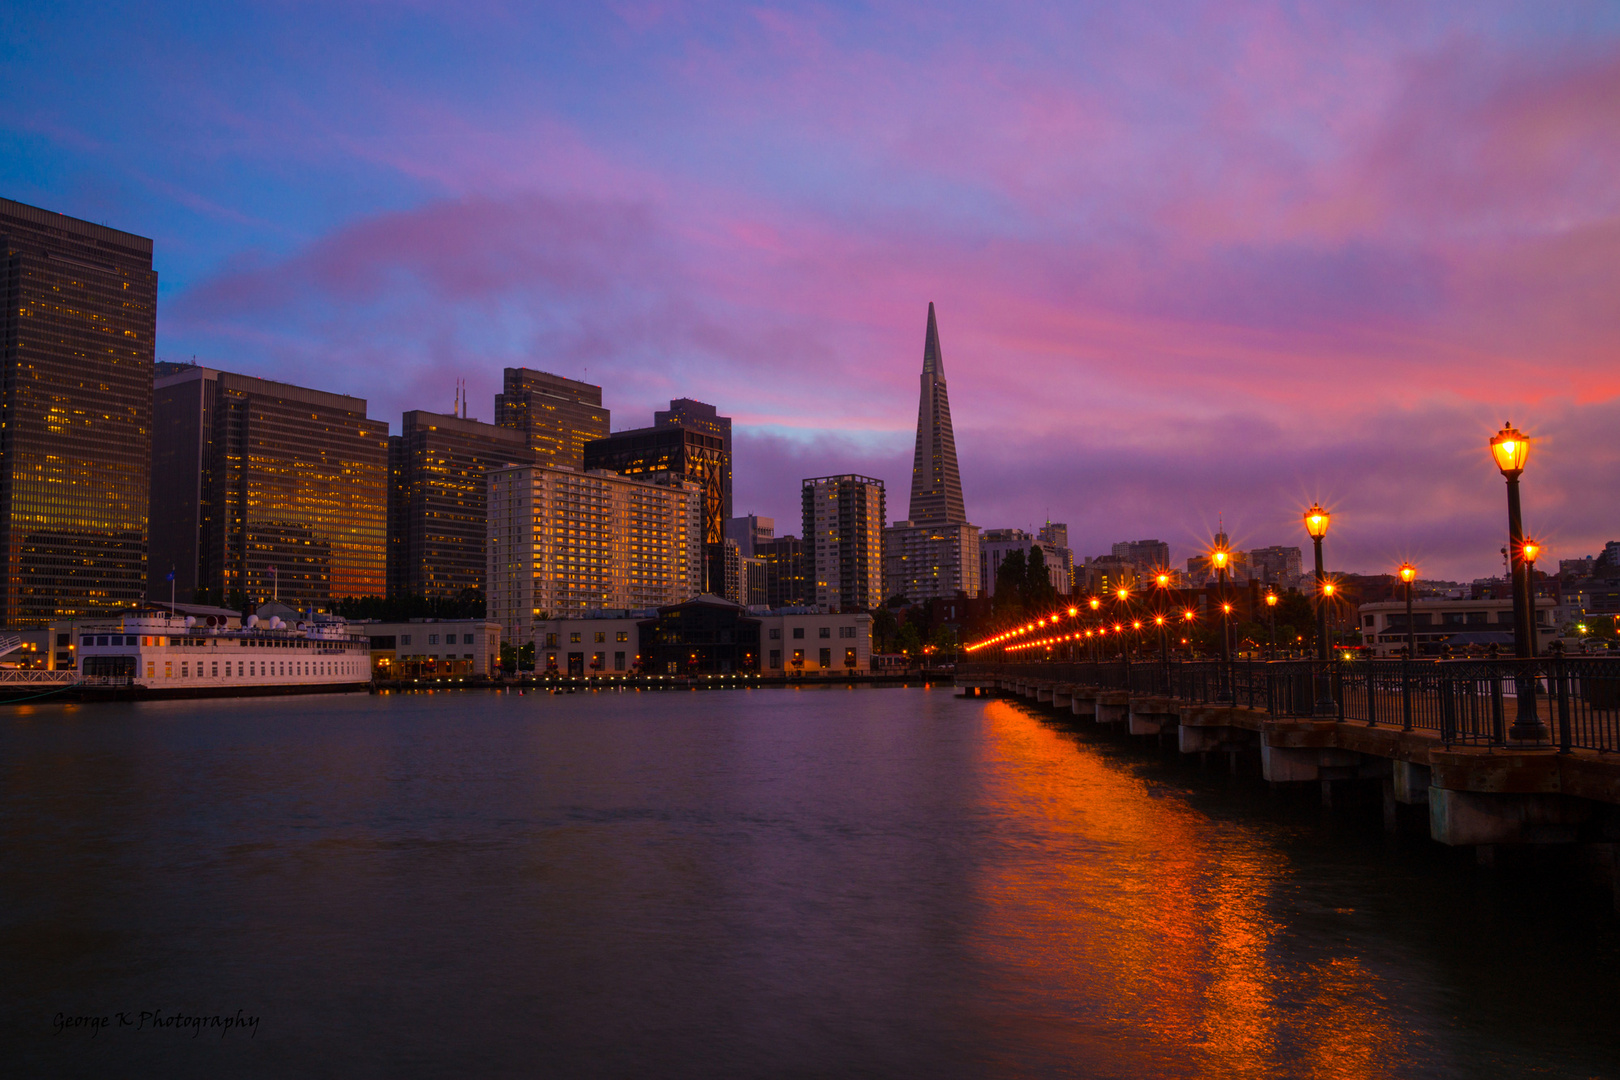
[967,700,1408,1077]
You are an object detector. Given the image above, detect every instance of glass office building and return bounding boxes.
[495,368,609,471]
[0,198,156,627]
[150,365,388,607]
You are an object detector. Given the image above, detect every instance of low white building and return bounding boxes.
[362,620,502,678]
[1358,597,1557,658]
[532,612,650,675]
[758,610,874,675]
[525,607,874,676]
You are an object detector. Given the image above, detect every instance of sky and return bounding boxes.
[4,1,1618,581]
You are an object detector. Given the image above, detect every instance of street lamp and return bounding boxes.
[1211,544,1233,698]
[1265,591,1278,660]
[1490,421,1546,738]
[1398,563,1417,659]
[1304,503,1335,715]
[1523,541,1542,657]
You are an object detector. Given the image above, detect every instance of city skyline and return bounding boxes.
[4,5,1617,580]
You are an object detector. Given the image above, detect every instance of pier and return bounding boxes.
[960,657,1620,906]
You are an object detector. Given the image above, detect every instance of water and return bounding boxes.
[3,687,1618,1078]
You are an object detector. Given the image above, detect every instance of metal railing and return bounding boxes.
[0,668,78,684]
[960,655,1620,754]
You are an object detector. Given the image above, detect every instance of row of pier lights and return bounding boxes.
[966,422,1551,737]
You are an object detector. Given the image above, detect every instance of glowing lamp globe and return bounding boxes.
[1304,504,1330,540]
[1399,563,1417,584]
[1490,422,1529,478]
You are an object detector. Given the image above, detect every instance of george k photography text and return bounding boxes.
[54,1009,260,1039]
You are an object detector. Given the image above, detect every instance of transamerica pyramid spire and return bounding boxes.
[908,302,966,526]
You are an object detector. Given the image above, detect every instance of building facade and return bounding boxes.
[757,535,806,609]
[982,529,1071,596]
[1247,545,1304,588]
[584,400,732,590]
[494,368,608,471]
[150,365,389,608]
[387,410,529,600]
[486,464,702,645]
[883,521,981,605]
[363,619,501,678]
[725,514,774,558]
[1359,597,1557,658]
[803,475,885,613]
[0,198,156,627]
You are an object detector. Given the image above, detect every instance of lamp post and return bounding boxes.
[1211,545,1233,699]
[1398,563,1417,658]
[1490,422,1545,739]
[1265,591,1278,661]
[1522,541,1542,658]
[1115,586,1131,659]
[1304,503,1335,715]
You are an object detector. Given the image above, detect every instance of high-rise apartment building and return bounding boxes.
[494,368,609,470]
[486,463,702,644]
[803,475,885,613]
[883,303,980,606]
[387,410,530,600]
[585,399,732,591]
[757,535,806,609]
[0,198,156,626]
[150,365,388,606]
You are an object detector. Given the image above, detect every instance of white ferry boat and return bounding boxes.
[76,609,371,697]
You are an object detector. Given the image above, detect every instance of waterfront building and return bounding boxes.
[494,368,608,471]
[982,529,1070,596]
[882,303,980,606]
[757,535,806,609]
[486,464,702,645]
[803,475,885,613]
[0,197,156,627]
[387,410,530,600]
[534,598,872,676]
[1359,597,1557,658]
[150,365,388,608]
[726,514,773,558]
[584,399,732,590]
[360,618,501,679]
[533,610,651,675]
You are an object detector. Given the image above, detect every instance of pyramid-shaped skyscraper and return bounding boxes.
[882,303,981,604]
[908,302,967,526]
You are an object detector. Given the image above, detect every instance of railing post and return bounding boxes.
[1440,671,1456,747]
[1401,657,1413,731]
[1556,656,1572,754]
[1366,662,1378,727]
[1490,666,1506,746]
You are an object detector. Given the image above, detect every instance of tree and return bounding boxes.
[994,549,1027,618]
[1023,546,1057,611]
[895,621,923,659]
[871,606,899,652]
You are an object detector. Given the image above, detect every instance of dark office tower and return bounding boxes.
[150,366,388,607]
[585,399,732,591]
[655,398,732,526]
[908,302,965,527]
[0,198,156,627]
[757,535,806,609]
[388,411,530,601]
[495,368,608,470]
[803,475,885,613]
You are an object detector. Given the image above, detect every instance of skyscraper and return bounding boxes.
[656,398,732,525]
[495,368,609,470]
[757,535,806,609]
[908,302,964,527]
[0,198,156,627]
[883,303,979,605]
[803,475,885,613]
[150,365,388,607]
[387,410,531,600]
